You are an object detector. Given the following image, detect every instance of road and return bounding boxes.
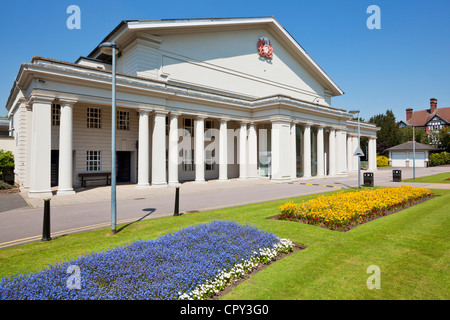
[0,166,448,248]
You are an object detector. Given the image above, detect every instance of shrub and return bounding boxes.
[429,152,450,166]
[377,155,390,167]
[0,150,14,176]
[0,221,294,300]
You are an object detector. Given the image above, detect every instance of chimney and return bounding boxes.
[430,98,437,114]
[406,108,413,121]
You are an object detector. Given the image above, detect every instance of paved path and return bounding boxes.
[0,166,448,248]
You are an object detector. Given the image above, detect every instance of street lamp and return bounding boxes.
[99,41,120,234]
[349,110,362,189]
[406,124,416,180]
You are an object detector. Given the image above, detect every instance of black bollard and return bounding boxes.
[173,186,182,216]
[41,199,52,241]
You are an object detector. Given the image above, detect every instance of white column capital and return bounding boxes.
[138,109,151,115]
[57,97,78,106]
[195,114,208,120]
[153,109,168,116]
[169,111,181,117]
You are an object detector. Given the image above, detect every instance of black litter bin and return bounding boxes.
[393,170,402,182]
[363,172,374,187]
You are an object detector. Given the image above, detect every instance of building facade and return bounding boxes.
[5,17,379,198]
[400,98,450,133]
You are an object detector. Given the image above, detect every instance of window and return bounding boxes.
[205,120,214,138]
[86,151,101,172]
[182,149,193,171]
[428,117,445,132]
[87,107,101,128]
[205,149,215,171]
[52,104,61,126]
[117,110,130,130]
[183,118,194,137]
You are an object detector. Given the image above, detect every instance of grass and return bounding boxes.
[402,172,450,184]
[1,187,449,300]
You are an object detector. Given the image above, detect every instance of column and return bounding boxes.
[248,122,258,179]
[28,95,53,198]
[218,118,228,181]
[290,122,297,180]
[303,124,311,178]
[194,116,206,183]
[352,136,359,171]
[57,98,77,195]
[368,137,377,171]
[239,121,247,179]
[340,130,347,174]
[328,128,337,176]
[151,111,167,187]
[270,120,291,182]
[168,113,180,186]
[137,110,150,188]
[317,126,325,177]
[347,134,353,172]
[373,138,378,171]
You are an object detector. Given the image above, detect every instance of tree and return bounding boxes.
[369,109,400,155]
[436,127,450,152]
[398,127,429,145]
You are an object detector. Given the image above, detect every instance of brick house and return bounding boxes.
[399,98,450,133]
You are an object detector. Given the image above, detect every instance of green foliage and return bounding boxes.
[436,127,450,152]
[429,152,450,166]
[377,155,390,167]
[398,127,429,144]
[369,109,401,155]
[0,149,14,175]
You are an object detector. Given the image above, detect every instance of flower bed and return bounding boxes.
[0,220,294,300]
[278,185,433,231]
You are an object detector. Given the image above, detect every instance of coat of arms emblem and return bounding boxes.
[257,36,273,60]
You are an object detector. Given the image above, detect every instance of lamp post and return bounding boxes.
[349,110,361,189]
[99,41,120,234]
[406,124,416,180]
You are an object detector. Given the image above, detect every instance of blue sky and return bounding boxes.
[0,0,449,122]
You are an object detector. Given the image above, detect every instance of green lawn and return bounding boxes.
[402,172,450,183]
[1,188,449,300]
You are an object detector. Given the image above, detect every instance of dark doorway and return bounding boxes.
[51,150,59,187]
[116,151,131,182]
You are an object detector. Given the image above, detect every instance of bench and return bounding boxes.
[78,172,111,187]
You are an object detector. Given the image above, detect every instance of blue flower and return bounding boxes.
[0,220,291,300]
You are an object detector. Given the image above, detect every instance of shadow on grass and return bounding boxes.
[115,208,156,233]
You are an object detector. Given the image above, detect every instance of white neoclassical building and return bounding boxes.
[5,17,379,198]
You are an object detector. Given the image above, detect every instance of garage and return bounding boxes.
[386,141,439,168]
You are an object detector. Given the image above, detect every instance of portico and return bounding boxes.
[5,17,379,198]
